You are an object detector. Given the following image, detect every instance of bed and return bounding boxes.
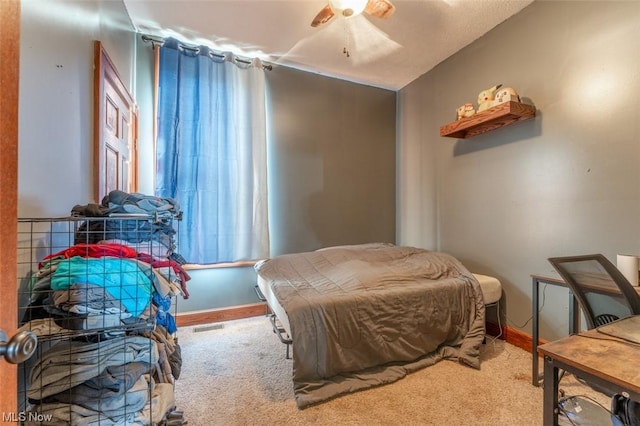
[254,243,486,408]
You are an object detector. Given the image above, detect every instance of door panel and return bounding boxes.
[106,146,119,195]
[94,40,138,202]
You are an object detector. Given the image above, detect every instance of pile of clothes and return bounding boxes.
[19,191,190,425]
[72,190,186,265]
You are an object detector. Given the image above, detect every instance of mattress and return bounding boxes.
[258,267,500,338]
[255,243,486,408]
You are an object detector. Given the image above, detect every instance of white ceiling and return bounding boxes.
[124,0,533,91]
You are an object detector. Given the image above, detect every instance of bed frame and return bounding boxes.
[254,281,292,359]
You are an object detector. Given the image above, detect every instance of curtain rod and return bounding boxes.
[141,34,272,71]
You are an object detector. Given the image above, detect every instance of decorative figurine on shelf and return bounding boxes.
[456,103,476,120]
[477,84,503,112]
[493,87,520,105]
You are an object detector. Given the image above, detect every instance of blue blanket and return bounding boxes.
[51,257,152,317]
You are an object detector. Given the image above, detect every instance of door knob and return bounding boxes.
[0,329,37,364]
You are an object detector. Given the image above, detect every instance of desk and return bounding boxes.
[538,324,640,426]
[531,274,640,386]
[531,274,580,386]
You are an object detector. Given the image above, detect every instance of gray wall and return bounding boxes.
[135,36,156,195]
[398,1,640,341]
[267,66,397,256]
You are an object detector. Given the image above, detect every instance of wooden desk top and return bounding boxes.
[538,326,640,395]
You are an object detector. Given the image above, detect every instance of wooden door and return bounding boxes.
[0,0,20,415]
[94,40,138,203]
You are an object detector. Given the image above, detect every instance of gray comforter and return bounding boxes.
[255,243,486,408]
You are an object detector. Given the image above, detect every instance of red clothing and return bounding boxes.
[40,243,139,267]
[137,253,191,298]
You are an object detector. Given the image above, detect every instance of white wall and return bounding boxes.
[398,1,640,341]
[19,0,135,217]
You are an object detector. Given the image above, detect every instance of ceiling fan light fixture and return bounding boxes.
[330,0,368,17]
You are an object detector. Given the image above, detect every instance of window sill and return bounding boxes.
[183,260,259,271]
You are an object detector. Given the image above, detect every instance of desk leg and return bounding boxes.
[532,276,540,386]
[543,355,559,426]
[568,291,579,334]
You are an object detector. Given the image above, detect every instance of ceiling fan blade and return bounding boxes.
[311,4,335,27]
[365,0,395,19]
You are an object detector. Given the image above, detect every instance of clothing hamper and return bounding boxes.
[16,213,188,425]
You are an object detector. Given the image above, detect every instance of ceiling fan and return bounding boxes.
[311,0,396,27]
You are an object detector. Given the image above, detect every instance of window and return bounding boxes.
[155,38,269,265]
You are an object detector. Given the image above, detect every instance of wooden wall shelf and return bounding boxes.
[440,101,536,139]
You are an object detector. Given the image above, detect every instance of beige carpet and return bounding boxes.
[174,316,610,426]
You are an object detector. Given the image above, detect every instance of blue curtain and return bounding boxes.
[156,38,269,264]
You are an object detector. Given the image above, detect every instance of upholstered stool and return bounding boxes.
[472,273,502,306]
[472,273,503,338]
